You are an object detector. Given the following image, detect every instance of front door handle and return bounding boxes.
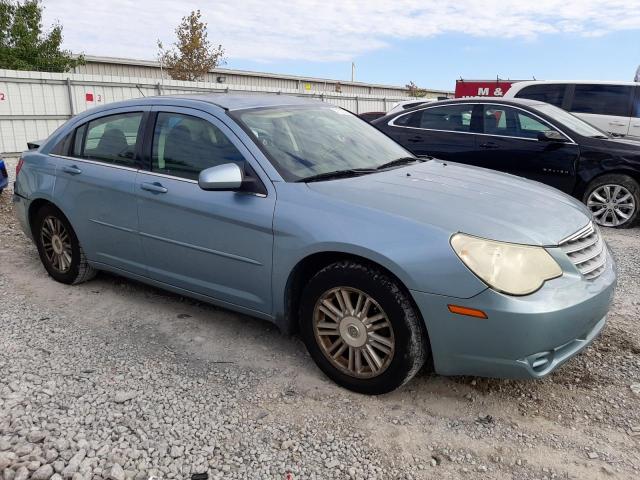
[609,121,627,127]
[140,182,168,194]
[61,165,82,175]
[479,142,499,149]
[407,135,423,143]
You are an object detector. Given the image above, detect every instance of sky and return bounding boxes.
[42,0,640,91]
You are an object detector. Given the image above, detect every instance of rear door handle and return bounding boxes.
[609,121,627,127]
[407,135,423,143]
[479,142,499,149]
[140,182,168,194]
[61,165,82,175]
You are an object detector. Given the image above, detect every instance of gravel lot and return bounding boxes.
[1,155,639,480]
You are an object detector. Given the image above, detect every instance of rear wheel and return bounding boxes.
[300,261,428,394]
[33,204,96,284]
[584,174,639,228]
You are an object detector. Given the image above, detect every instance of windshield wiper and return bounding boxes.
[296,168,376,183]
[375,156,427,170]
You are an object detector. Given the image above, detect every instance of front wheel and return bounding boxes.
[584,174,639,228]
[300,261,428,394]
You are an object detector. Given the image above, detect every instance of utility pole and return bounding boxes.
[351,62,355,82]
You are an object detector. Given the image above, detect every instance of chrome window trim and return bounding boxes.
[50,154,139,173]
[141,170,198,184]
[387,102,577,145]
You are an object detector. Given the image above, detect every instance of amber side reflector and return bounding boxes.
[447,304,488,319]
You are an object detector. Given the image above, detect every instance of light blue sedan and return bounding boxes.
[13,95,616,394]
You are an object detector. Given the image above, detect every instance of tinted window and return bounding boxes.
[73,112,142,166]
[571,84,633,117]
[50,132,72,155]
[483,106,556,139]
[401,104,473,132]
[152,112,245,180]
[515,84,565,107]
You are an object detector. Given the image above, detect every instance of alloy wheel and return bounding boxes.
[313,287,395,378]
[587,184,636,227]
[40,215,73,273]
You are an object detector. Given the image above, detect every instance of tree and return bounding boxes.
[405,81,427,98]
[0,0,83,72]
[159,10,225,82]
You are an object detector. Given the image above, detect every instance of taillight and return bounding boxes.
[15,157,25,177]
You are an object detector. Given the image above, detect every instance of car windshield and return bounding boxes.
[533,103,609,138]
[233,106,412,181]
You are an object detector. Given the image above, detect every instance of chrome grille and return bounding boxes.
[559,223,607,280]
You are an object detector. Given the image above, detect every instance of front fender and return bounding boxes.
[271,183,488,328]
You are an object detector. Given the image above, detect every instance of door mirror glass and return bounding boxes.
[198,163,244,190]
[537,130,569,142]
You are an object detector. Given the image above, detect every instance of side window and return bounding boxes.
[50,132,73,155]
[152,112,245,181]
[483,106,555,139]
[515,84,565,107]
[571,85,633,117]
[400,105,473,132]
[72,112,143,166]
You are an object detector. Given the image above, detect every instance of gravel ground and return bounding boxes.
[1,155,639,480]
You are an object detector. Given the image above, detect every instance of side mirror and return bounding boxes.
[537,130,569,143]
[198,163,244,191]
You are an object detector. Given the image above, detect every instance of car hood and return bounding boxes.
[307,160,591,246]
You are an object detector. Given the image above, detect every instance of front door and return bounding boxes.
[473,104,580,193]
[628,86,640,140]
[136,107,275,315]
[52,108,147,275]
[569,84,634,138]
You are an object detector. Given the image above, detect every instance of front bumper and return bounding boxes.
[411,246,616,379]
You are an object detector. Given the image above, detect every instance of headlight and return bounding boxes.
[450,233,562,296]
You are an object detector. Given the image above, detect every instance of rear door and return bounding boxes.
[628,86,640,140]
[472,104,579,193]
[52,108,148,275]
[136,106,275,315]
[385,103,479,161]
[568,84,634,137]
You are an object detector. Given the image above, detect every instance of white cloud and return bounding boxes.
[42,0,640,62]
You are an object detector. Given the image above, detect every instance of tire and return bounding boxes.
[300,261,428,394]
[33,204,97,284]
[583,174,640,228]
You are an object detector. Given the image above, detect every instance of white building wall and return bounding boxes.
[0,67,446,153]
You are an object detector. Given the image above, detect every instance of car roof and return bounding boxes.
[177,93,328,111]
[401,97,545,109]
[79,93,329,116]
[508,80,640,90]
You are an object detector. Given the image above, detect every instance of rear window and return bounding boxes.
[72,112,143,166]
[570,84,633,117]
[514,84,566,107]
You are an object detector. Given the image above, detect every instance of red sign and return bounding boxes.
[455,80,516,98]
[85,92,94,102]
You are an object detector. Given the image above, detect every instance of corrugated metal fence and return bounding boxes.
[0,69,415,154]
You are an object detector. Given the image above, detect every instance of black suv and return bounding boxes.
[373,98,640,228]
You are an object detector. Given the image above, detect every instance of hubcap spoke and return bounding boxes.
[40,216,72,273]
[313,286,395,379]
[589,184,636,227]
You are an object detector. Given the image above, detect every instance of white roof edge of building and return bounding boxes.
[76,54,453,94]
